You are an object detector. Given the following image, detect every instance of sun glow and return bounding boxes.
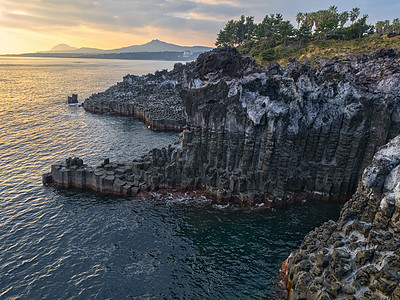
[11,11,28,15]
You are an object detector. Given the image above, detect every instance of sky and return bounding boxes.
[0,0,399,54]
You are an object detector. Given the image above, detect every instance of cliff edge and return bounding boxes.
[43,47,400,297]
[46,47,400,206]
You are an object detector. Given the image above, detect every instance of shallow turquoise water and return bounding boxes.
[0,57,342,299]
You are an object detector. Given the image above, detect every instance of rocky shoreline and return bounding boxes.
[281,134,400,299]
[83,62,195,131]
[67,47,400,205]
[44,47,400,296]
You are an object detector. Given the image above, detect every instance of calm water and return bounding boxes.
[0,56,342,299]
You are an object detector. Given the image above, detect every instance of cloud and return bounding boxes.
[0,0,399,53]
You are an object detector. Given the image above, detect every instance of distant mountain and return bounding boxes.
[45,39,213,54]
[47,44,103,54]
[108,39,213,53]
[50,43,78,52]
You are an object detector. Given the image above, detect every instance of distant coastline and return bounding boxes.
[1,39,214,61]
[1,51,205,61]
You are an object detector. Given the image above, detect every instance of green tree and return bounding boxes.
[391,18,400,34]
[339,11,349,28]
[328,6,338,18]
[345,15,371,39]
[316,17,339,39]
[215,20,236,46]
[312,11,322,30]
[375,20,386,35]
[296,12,304,28]
[382,20,391,33]
[235,15,246,45]
[297,23,312,46]
[303,12,314,32]
[245,16,256,41]
[277,20,295,45]
[350,7,360,24]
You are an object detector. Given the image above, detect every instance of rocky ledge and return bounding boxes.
[281,134,400,299]
[46,47,400,206]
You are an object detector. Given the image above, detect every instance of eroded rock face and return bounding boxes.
[177,48,400,204]
[82,47,257,132]
[47,47,400,205]
[83,63,190,131]
[283,134,400,299]
[44,48,400,297]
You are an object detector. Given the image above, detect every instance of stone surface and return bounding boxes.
[282,135,400,299]
[45,48,400,296]
[46,47,400,206]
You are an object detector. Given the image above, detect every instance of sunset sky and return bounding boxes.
[0,0,399,54]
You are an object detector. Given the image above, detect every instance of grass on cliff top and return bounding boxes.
[238,35,400,67]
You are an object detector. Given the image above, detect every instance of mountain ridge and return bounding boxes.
[46,39,213,54]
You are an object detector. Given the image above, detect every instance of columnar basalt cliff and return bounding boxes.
[43,47,400,298]
[282,134,400,299]
[45,47,400,206]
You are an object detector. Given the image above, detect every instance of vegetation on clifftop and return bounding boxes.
[215,7,400,66]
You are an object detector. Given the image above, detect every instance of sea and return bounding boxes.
[0,56,342,299]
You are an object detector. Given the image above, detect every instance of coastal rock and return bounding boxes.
[83,68,187,131]
[47,47,400,206]
[82,54,204,131]
[282,134,400,299]
[43,47,400,298]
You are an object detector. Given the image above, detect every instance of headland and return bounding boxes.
[43,47,400,298]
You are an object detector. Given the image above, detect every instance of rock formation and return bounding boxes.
[83,61,199,131]
[282,134,400,299]
[42,47,400,298]
[45,47,400,206]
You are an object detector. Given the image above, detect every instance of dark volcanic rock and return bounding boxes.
[283,135,400,299]
[44,47,400,299]
[195,46,256,79]
[83,62,192,131]
[48,47,400,206]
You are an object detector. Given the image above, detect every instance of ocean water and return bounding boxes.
[0,56,342,299]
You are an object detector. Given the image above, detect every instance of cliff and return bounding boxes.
[46,47,400,206]
[177,48,400,204]
[282,134,400,299]
[83,66,189,131]
[42,47,400,299]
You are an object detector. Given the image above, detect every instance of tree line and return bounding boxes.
[375,19,400,35]
[215,6,398,48]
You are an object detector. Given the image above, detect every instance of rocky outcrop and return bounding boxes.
[43,47,400,298]
[83,60,201,131]
[83,68,186,131]
[46,47,400,205]
[282,134,400,299]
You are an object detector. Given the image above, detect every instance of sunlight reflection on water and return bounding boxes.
[0,57,342,299]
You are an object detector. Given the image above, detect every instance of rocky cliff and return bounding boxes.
[47,47,400,206]
[83,58,206,131]
[83,67,188,131]
[176,48,400,204]
[43,47,400,298]
[282,134,400,299]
